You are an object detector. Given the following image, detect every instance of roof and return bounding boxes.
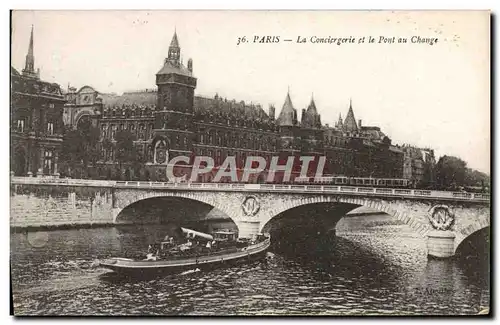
[101,89,269,121]
[302,97,321,128]
[344,100,358,132]
[307,97,317,114]
[156,60,193,77]
[170,31,180,48]
[11,66,20,76]
[101,91,157,107]
[194,96,269,120]
[213,230,237,234]
[276,92,295,126]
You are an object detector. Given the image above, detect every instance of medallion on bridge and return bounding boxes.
[428,205,455,231]
[242,196,260,217]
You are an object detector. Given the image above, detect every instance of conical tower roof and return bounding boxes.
[307,96,317,114]
[276,91,295,126]
[170,30,180,48]
[344,98,358,132]
[302,95,321,128]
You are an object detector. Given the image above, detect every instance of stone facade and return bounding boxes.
[62,31,407,181]
[403,145,436,186]
[10,182,114,228]
[11,26,66,177]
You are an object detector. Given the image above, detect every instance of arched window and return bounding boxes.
[139,124,146,139]
[147,124,154,139]
[111,124,116,140]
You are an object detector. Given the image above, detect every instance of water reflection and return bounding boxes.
[10,214,489,315]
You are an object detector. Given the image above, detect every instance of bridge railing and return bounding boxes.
[114,181,492,202]
[10,176,116,187]
[10,177,490,202]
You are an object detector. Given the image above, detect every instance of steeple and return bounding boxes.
[307,95,317,114]
[344,98,358,133]
[302,94,321,128]
[337,113,343,129]
[167,29,180,64]
[22,25,38,79]
[277,90,296,126]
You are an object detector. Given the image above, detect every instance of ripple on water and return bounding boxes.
[11,219,489,315]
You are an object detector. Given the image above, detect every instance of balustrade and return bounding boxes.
[9,177,489,202]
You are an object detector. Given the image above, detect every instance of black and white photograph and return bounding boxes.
[9,10,490,316]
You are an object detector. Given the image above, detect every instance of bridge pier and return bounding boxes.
[235,220,261,239]
[427,230,456,259]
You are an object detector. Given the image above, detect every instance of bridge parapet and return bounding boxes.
[10,177,490,203]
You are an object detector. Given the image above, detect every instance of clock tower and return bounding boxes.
[153,31,197,167]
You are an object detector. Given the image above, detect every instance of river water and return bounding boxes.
[10,214,489,316]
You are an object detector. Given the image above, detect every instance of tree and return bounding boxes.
[420,160,436,188]
[83,126,101,170]
[115,130,137,178]
[465,168,490,189]
[61,125,101,178]
[61,128,85,178]
[435,155,467,190]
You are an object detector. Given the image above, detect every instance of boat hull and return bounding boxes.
[99,238,270,276]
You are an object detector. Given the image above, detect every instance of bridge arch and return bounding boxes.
[113,190,241,232]
[259,195,432,238]
[453,213,490,254]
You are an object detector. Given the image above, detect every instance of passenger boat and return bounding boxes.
[99,227,271,276]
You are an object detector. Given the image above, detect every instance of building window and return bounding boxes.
[216,150,221,165]
[16,119,25,132]
[147,124,154,139]
[47,122,54,135]
[111,124,116,140]
[44,150,53,174]
[49,103,55,109]
[139,124,145,139]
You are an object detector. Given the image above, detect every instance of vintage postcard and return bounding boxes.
[10,10,490,316]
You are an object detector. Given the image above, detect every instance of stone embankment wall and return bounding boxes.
[10,184,114,229]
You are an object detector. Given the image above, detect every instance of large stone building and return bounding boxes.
[11,26,66,177]
[403,145,436,186]
[62,31,405,182]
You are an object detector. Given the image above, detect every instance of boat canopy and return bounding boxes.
[180,227,214,241]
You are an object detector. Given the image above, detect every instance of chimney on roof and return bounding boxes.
[359,119,362,128]
[188,58,193,72]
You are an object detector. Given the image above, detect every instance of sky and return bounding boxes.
[10,10,490,173]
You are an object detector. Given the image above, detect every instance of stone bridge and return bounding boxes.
[10,177,490,258]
